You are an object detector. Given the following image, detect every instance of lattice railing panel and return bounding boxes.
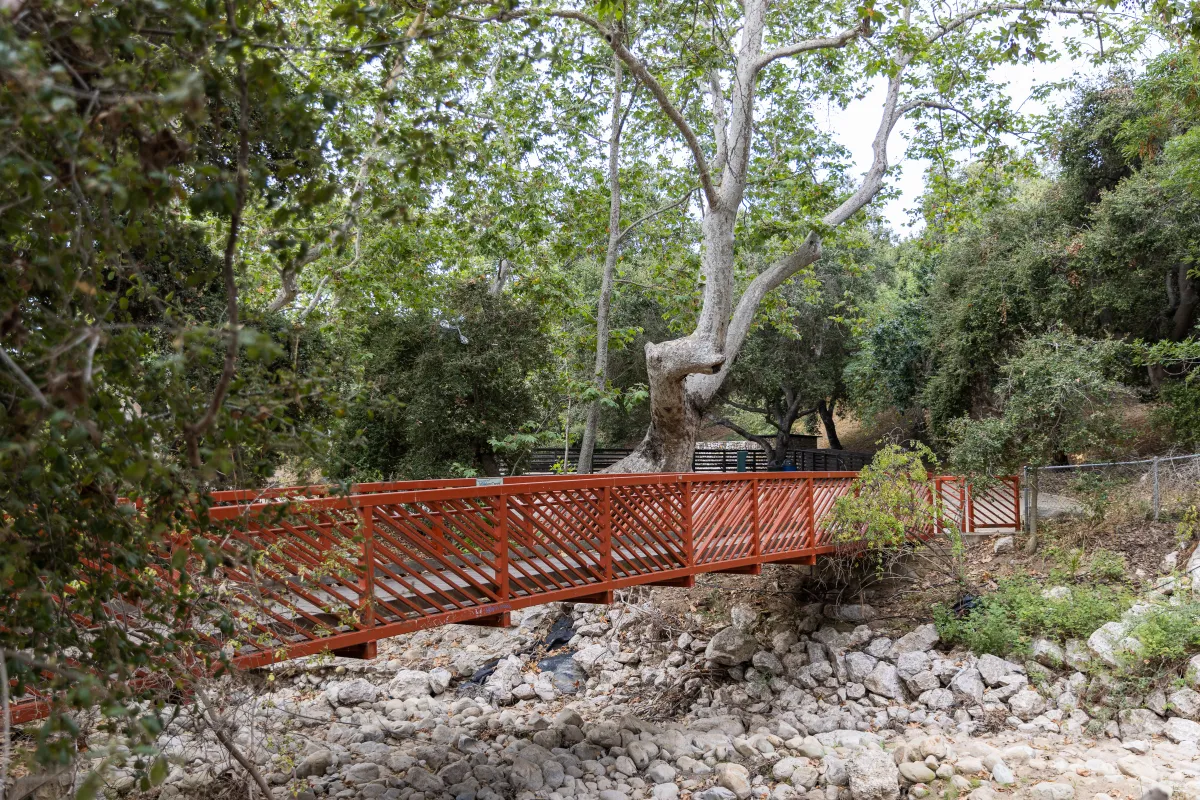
[810,477,855,547]
[208,505,370,658]
[969,478,1021,530]
[691,480,756,564]
[509,488,607,595]
[935,478,967,531]
[758,477,815,555]
[610,482,687,578]
[368,498,504,621]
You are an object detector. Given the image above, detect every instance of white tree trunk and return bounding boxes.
[579,55,623,474]
[606,9,910,473]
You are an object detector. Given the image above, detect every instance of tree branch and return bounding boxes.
[0,349,51,409]
[710,69,728,176]
[614,188,696,246]
[183,1,249,468]
[712,416,773,450]
[927,3,1101,44]
[459,7,721,209]
[192,680,273,799]
[723,398,769,416]
[689,232,823,406]
[755,21,868,73]
[267,39,412,313]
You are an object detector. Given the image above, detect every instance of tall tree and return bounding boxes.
[460,0,1120,472]
[579,54,626,474]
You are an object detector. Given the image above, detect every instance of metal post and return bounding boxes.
[737,450,747,473]
[1022,466,1029,534]
[495,494,510,602]
[750,476,761,558]
[1153,457,1160,522]
[600,485,613,582]
[806,476,816,551]
[681,480,694,569]
[360,506,375,628]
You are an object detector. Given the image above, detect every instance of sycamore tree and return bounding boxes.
[444,0,1129,472]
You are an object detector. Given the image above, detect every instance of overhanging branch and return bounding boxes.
[755,20,868,73]
[455,7,721,209]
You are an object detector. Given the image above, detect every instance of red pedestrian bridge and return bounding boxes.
[9,471,1018,724]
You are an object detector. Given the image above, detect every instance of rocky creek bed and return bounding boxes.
[69,563,1200,800]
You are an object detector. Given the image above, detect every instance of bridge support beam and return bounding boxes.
[460,612,512,628]
[714,564,762,575]
[574,590,615,604]
[646,575,695,588]
[333,641,378,660]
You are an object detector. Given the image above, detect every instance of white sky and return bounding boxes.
[825,31,1108,232]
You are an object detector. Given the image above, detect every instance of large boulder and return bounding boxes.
[905,671,941,695]
[1008,689,1047,721]
[976,654,1019,687]
[484,656,524,703]
[1031,639,1065,669]
[919,688,955,710]
[1187,653,1200,688]
[1029,783,1075,800]
[1119,709,1165,739]
[716,762,752,800]
[845,747,900,800]
[949,667,985,705]
[428,667,452,695]
[404,766,444,794]
[827,604,877,623]
[706,626,759,666]
[573,644,610,674]
[1169,688,1200,721]
[328,678,379,706]
[846,652,879,684]
[295,750,334,779]
[390,669,433,699]
[510,758,544,792]
[1187,546,1200,600]
[864,663,906,700]
[899,762,936,784]
[1165,717,1200,743]
[896,651,931,680]
[890,624,939,658]
[1088,621,1140,667]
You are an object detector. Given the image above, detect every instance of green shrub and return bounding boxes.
[1131,603,1200,671]
[935,578,1132,657]
[1154,377,1200,451]
[1089,548,1128,581]
[1070,472,1123,524]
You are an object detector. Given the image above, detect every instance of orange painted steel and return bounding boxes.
[8,472,1018,725]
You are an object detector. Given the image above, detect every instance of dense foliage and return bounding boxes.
[848,52,1200,453]
[332,280,555,479]
[2,0,1197,787]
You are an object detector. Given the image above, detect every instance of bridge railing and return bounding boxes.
[202,472,1018,669]
[8,472,1018,724]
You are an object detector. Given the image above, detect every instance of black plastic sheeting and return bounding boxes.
[462,614,578,686]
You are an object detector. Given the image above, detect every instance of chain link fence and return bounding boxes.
[1025,453,1200,531]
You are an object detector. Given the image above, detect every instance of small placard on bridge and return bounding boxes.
[475,477,504,487]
